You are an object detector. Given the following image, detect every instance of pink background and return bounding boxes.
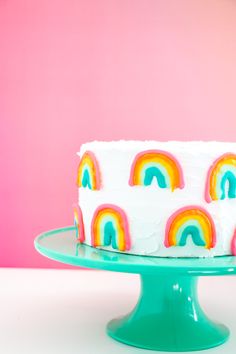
[1,0,236,267]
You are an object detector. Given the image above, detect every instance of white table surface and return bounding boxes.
[0,269,236,354]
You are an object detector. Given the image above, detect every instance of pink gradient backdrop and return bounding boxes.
[0,0,236,267]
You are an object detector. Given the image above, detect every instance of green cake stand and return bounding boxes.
[34,226,236,352]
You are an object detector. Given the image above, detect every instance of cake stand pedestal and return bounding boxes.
[34,226,236,352]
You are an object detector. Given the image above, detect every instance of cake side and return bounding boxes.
[74,141,236,257]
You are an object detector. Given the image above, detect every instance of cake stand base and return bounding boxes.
[107,274,229,351]
[35,227,236,352]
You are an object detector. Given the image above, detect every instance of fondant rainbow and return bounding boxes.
[165,206,216,249]
[91,204,131,252]
[77,151,101,190]
[231,229,236,256]
[205,153,236,203]
[73,204,85,243]
[129,150,184,191]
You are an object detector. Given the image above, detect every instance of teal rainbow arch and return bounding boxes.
[205,153,236,202]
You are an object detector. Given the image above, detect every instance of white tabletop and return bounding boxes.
[0,269,236,354]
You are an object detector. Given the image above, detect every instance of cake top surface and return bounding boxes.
[77,140,236,156]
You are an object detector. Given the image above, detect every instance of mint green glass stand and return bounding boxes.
[34,227,236,352]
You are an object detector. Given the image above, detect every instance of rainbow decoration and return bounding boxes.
[205,153,236,203]
[91,204,131,252]
[164,206,216,249]
[73,204,85,243]
[231,229,236,256]
[129,150,184,191]
[77,151,101,190]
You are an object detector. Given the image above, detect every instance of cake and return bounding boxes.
[73,141,236,258]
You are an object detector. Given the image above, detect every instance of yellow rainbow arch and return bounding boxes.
[129,150,184,191]
[165,206,216,250]
[91,204,131,252]
[77,151,101,190]
[205,153,236,202]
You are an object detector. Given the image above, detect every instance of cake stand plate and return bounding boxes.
[34,226,236,352]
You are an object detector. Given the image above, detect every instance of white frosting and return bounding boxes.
[77,141,236,257]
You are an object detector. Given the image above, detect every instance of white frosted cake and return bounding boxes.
[73,141,236,258]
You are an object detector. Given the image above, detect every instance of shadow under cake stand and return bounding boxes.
[34,226,236,352]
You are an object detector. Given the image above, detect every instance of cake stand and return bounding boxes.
[34,226,236,352]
